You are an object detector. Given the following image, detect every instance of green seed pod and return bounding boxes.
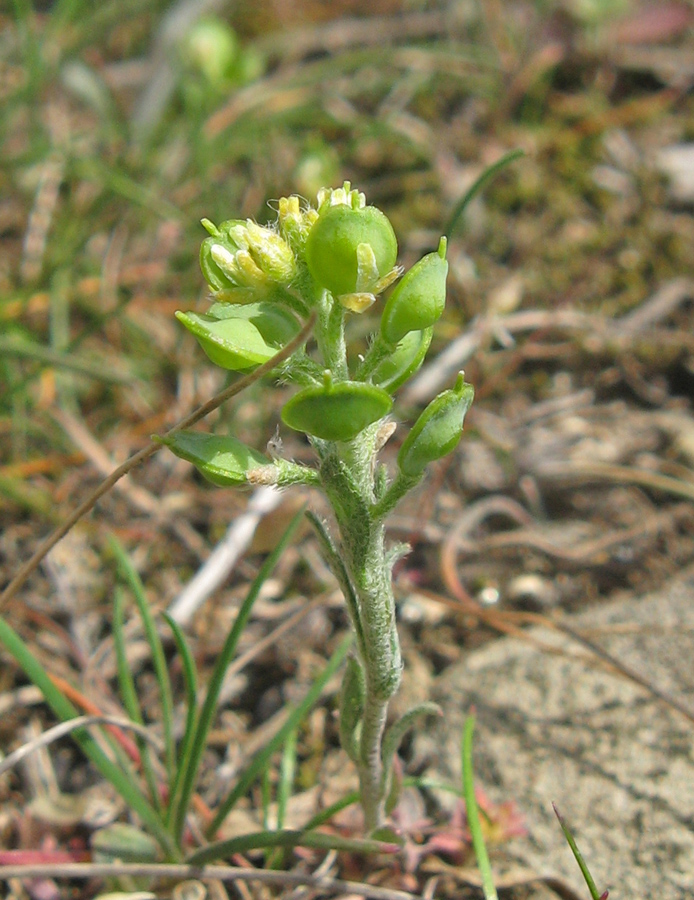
[156,431,269,486]
[305,204,397,296]
[380,236,448,345]
[397,372,474,477]
[372,327,433,393]
[175,302,300,371]
[282,373,392,442]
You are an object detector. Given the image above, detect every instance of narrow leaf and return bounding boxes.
[0,615,175,858]
[162,612,199,830]
[109,537,176,781]
[553,803,607,900]
[338,655,365,762]
[446,149,525,237]
[187,828,398,866]
[462,714,498,900]
[207,633,353,837]
[174,507,307,843]
[113,588,161,812]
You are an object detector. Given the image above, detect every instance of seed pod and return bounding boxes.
[157,431,269,486]
[397,372,474,477]
[305,204,397,296]
[372,327,433,392]
[380,237,448,345]
[175,302,300,371]
[282,373,392,442]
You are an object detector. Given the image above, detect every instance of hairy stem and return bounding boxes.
[358,691,389,832]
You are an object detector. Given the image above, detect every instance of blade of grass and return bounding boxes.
[261,768,272,832]
[0,615,176,858]
[109,536,176,782]
[113,587,163,814]
[187,827,399,866]
[461,713,498,900]
[553,803,608,900]
[276,727,297,832]
[161,612,198,795]
[207,632,353,838]
[303,790,360,831]
[0,336,134,383]
[446,148,525,237]
[171,507,307,843]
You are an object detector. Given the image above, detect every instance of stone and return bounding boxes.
[431,565,694,899]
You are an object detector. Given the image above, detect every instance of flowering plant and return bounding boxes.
[162,183,474,832]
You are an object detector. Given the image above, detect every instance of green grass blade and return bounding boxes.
[553,803,607,900]
[109,536,176,782]
[303,790,360,831]
[113,587,144,723]
[173,507,307,843]
[276,727,297,831]
[113,587,162,813]
[161,611,199,830]
[446,149,525,237]
[261,767,272,831]
[462,714,498,900]
[0,336,134,383]
[207,632,353,838]
[187,827,399,866]
[0,614,176,858]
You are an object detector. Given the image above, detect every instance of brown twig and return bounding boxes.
[0,862,421,900]
[0,713,164,777]
[0,312,316,614]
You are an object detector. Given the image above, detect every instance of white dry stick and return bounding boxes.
[167,485,284,626]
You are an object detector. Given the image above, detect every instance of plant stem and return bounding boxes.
[321,443,402,831]
[358,690,389,831]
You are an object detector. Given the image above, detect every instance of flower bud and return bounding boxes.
[278,194,319,252]
[397,372,474,477]
[281,371,392,442]
[380,237,448,345]
[305,202,397,298]
[199,217,295,297]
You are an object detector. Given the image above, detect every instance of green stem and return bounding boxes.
[358,690,389,832]
[315,290,348,379]
[371,471,421,521]
[354,334,393,382]
[462,714,498,900]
